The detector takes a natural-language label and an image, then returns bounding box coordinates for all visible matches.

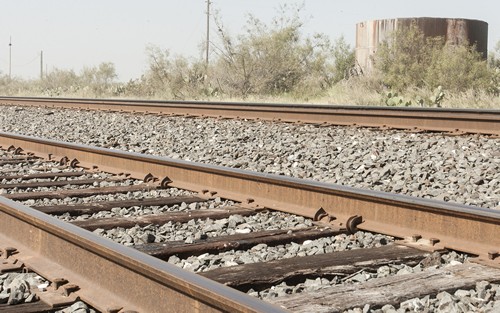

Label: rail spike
[346,215,363,234]
[143,173,156,183]
[160,176,173,188]
[14,147,24,155]
[59,156,70,166]
[105,306,123,313]
[0,247,17,259]
[70,158,80,168]
[313,207,329,222]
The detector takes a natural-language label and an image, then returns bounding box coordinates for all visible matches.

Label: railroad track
[0,96,499,136]
[0,132,499,312]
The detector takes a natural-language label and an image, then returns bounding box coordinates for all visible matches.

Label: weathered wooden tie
[0,156,38,161]
[0,171,85,181]
[202,245,429,290]
[0,177,124,190]
[72,207,257,231]
[135,227,340,260]
[0,159,37,166]
[33,195,205,215]
[0,300,53,313]
[271,263,500,313]
[4,184,159,200]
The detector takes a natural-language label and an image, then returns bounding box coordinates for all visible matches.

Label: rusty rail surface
[1,132,498,269]
[0,96,498,135]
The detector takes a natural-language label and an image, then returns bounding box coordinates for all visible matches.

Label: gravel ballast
[0,106,498,209]
[1,105,499,312]
[0,272,45,305]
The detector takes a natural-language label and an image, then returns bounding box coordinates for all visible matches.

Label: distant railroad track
[0,132,499,312]
[0,96,499,136]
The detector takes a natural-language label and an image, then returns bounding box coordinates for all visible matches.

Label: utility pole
[9,36,12,79]
[205,0,210,67]
[40,50,43,79]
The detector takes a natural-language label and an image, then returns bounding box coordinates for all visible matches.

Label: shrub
[142,45,207,99]
[80,62,117,96]
[382,86,444,107]
[332,36,356,82]
[488,41,500,95]
[374,24,440,90]
[209,4,339,98]
[374,23,493,93]
[488,41,500,69]
[425,44,491,92]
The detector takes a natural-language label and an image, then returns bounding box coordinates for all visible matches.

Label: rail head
[0,96,498,135]
[0,95,499,113]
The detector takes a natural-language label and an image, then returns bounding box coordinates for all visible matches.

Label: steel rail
[0,96,498,135]
[0,132,498,267]
[0,193,286,312]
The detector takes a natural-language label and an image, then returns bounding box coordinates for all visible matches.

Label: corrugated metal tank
[355,17,488,73]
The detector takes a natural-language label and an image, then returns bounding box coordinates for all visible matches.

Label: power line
[14,54,39,67]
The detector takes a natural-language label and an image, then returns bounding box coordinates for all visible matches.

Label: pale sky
[1,1,498,81]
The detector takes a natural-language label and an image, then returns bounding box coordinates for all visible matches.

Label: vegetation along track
[0,96,499,135]
[0,132,499,312]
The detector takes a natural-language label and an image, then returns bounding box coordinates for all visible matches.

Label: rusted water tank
[355,17,488,73]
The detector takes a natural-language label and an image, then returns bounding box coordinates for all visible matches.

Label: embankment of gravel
[1,106,497,209]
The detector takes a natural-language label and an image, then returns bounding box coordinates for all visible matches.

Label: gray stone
[486,301,500,312]
[24,293,37,303]
[380,304,397,313]
[396,266,413,276]
[251,243,268,251]
[421,251,442,268]
[362,304,371,313]
[0,292,9,304]
[454,289,471,298]
[56,301,89,313]
[350,272,369,283]
[7,289,25,305]
[377,266,391,278]
[139,233,155,244]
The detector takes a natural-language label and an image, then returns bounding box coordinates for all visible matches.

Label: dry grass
[2,77,499,109]
[31,88,500,109]
[201,78,500,109]
[439,90,500,109]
